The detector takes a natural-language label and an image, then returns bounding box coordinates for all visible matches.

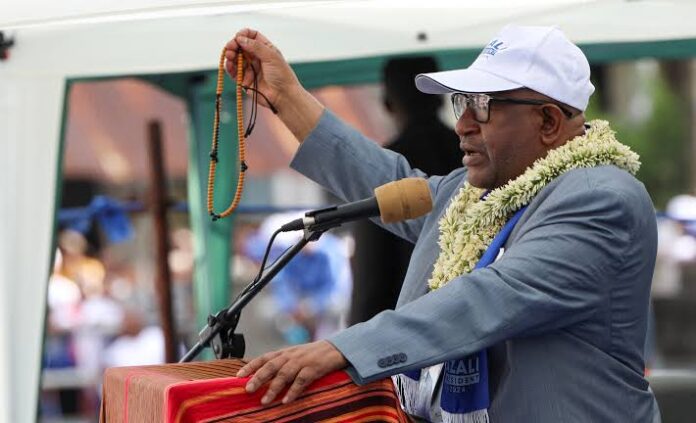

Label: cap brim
[415,68,523,94]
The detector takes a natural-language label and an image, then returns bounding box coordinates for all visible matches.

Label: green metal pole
[185,75,238,356]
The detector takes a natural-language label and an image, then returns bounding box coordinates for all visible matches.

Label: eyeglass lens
[452,94,490,122]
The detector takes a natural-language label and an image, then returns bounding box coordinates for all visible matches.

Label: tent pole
[185,75,235,358]
[147,120,178,363]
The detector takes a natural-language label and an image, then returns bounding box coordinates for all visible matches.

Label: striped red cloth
[100,359,412,422]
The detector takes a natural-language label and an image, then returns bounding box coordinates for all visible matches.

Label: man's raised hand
[224,28,300,111]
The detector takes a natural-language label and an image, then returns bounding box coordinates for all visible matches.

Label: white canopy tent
[2,0,696,421]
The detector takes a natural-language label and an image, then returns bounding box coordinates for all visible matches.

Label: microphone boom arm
[180,228,326,362]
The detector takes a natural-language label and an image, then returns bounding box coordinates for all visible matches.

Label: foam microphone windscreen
[374,177,433,224]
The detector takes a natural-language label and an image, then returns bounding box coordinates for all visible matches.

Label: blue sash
[397,206,527,422]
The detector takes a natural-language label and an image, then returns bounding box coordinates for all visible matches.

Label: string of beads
[206,49,276,222]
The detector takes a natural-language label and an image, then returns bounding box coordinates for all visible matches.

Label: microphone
[279,177,432,232]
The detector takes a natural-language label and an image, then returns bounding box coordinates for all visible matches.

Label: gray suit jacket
[290,110,661,422]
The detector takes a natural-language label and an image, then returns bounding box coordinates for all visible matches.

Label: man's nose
[455,108,481,138]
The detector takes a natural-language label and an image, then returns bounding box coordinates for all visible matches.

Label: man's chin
[466,175,493,190]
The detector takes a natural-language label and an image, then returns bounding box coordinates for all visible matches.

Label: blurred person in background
[43,229,125,417]
[244,213,352,344]
[168,228,197,338]
[648,194,696,368]
[350,57,461,325]
[102,308,165,368]
[68,239,123,381]
[46,249,82,350]
[42,248,83,417]
[653,195,696,297]
[381,57,463,172]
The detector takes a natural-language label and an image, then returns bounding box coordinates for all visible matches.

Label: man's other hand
[236,340,348,405]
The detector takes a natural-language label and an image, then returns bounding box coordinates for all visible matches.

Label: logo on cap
[480,39,507,58]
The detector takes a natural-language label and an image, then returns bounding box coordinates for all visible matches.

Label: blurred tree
[586,68,689,209]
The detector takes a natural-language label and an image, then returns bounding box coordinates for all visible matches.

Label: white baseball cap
[415,25,595,111]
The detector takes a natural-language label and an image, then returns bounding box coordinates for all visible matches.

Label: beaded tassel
[207,49,247,221]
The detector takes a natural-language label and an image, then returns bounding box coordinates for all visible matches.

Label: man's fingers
[242,62,256,87]
[237,351,280,377]
[282,367,316,404]
[237,28,274,48]
[251,32,281,56]
[261,364,300,404]
[236,35,276,62]
[224,57,237,79]
[236,357,264,378]
[225,28,254,50]
[225,60,253,87]
[246,28,259,40]
[246,356,287,393]
[225,28,280,79]
[223,50,251,80]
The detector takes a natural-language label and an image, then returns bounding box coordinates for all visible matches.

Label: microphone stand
[180,227,327,363]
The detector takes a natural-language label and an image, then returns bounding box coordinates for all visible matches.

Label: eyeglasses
[450,92,575,123]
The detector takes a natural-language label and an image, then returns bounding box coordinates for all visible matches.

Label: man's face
[455,90,547,190]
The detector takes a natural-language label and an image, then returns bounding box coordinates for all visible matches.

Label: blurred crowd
[42,228,174,418]
[41,218,354,420]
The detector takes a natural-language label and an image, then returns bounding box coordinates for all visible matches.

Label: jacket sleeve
[328,179,647,384]
[290,109,456,243]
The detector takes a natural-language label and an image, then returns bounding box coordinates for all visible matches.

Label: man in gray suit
[225,25,660,422]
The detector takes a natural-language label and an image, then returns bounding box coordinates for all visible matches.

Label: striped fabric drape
[101,359,412,422]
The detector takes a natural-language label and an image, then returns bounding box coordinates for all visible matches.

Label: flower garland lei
[429,120,641,290]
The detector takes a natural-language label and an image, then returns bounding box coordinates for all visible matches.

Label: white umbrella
[2,1,696,420]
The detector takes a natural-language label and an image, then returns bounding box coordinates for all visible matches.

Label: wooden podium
[100,359,411,422]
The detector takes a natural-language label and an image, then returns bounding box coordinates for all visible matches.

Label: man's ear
[539,105,564,146]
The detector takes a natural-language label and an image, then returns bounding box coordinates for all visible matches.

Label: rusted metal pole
[147,120,177,363]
